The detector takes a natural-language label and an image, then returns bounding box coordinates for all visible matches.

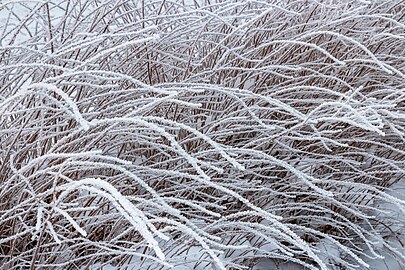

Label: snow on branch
[1,0,405,269]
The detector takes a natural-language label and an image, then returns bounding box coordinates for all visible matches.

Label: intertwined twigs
[0,1,404,269]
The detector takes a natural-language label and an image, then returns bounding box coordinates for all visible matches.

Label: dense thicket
[0,1,404,269]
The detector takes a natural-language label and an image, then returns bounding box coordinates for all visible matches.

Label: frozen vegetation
[0,0,404,269]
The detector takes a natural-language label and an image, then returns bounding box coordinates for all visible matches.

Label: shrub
[0,1,404,269]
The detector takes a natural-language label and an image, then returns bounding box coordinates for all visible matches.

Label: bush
[0,1,404,269]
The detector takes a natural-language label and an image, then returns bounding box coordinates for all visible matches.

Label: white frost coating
[247,39,346,66]
[90,117,212,181]
[159,217,227,270]
[298,30,393,74]
[140,116,246,171]
[27,83,90,131]
[57,178,167,261]
[16,151,103,174]
[35,206,43,232]
[47,221,62,245]
[53,206,87,237]
[1,1,405,270]
[80,35,160,66]
[0,0,45,9]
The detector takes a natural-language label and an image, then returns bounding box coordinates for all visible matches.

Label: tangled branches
[1,0,404,269]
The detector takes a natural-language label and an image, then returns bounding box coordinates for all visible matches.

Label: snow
[363,180,405,270]
[1,0,405,269]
